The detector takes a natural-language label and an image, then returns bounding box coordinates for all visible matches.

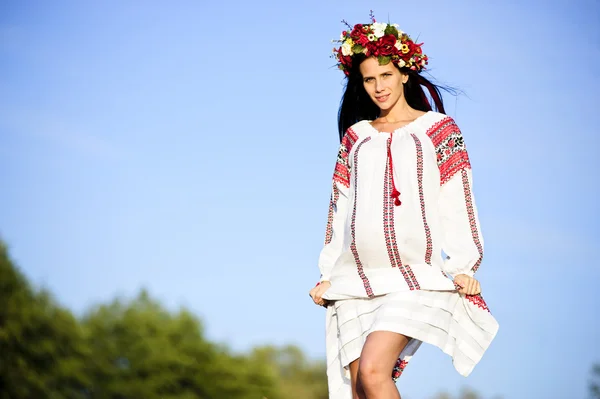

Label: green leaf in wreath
[352,44,364,54]
[378,55,391,65]
[384,25,398,38]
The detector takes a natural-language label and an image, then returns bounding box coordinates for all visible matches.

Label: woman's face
[359,57,408,111]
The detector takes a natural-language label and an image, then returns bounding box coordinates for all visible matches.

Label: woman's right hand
[309,281,331,307]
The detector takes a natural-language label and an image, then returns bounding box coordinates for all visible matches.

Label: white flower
[342,41,353,56]
[398,59,406,67]
[372,22,387,38]
[367,33,376,41]
[394,41,402,50]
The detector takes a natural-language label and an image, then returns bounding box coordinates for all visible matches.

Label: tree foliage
[81,291,279,399]
[0,241,89,399]
[0,240,311,399]
[591,363,600,399]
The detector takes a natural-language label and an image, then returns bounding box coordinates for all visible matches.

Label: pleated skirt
[333,289,499,379]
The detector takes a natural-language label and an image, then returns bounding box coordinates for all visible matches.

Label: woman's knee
[357,356,388,387]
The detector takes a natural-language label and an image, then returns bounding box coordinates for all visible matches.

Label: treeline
[0,241,327,399]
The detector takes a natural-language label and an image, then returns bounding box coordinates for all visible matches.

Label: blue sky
[1,1,598,398]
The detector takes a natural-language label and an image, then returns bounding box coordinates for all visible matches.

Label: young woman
[308,17,499,399]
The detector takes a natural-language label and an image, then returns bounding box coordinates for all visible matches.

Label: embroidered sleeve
[333,128,358,188]
[318,127,357,281]
[427,117,471,185]
[430,118,484,277]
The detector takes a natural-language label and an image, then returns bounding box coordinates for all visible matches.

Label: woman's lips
[376,94,389,102]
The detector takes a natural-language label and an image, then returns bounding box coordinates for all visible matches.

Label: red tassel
[391,188,401,206]
[388,136,402,207]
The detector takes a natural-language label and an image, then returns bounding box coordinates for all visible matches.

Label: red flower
[350,24,363,39]
[366,41,379,56]
[356,34,369,47]
[380,34,396,47]
[448,139,455,147]
[377,34,397,56]
[340,55,353,69]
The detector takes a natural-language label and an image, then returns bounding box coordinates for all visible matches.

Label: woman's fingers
[469,278,476,295]
[466,279,481,295]
[309,287,322,305]
[454,275,482,296]
[315,290,323,303]
[309,281,332,307]
[309,287,320,305]
[309,283,332,307]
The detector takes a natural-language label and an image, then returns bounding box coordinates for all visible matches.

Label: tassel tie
[387,135,401,206]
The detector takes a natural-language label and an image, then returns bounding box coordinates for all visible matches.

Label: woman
[309,17,499,399]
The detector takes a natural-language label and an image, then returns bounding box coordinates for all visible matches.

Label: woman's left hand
[453,274,481,296]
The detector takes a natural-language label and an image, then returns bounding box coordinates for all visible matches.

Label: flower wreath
[332,12,428,76]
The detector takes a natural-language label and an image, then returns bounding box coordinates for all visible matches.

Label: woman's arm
[432,118,484,278]
[317,128,358,282]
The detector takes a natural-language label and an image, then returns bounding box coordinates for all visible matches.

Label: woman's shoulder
[419,111,462,138]
[344,120,373,140]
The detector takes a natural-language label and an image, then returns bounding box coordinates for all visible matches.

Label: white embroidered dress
[318,111,499,398]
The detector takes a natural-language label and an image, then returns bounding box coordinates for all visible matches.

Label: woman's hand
[454,274,481,296]
[309,281,331,307]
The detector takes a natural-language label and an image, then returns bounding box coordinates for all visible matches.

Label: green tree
[591,363,600,399]
[250,345,328,399]
[432,388,482,399]
[0,241,90,399]
[82,290,280,399]
[432,388,504,399]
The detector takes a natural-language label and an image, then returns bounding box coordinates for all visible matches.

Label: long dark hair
[337,55,453,141]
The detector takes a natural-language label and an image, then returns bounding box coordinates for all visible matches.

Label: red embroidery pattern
[383,141,419,290]
[466,293,490,313]
[324,181,340,245]
[426,117,471,185]
[392,359,409,381]
[461,169,483,273]
[333,127,359,188]
[350,137,374,298]
[411,134,433,266]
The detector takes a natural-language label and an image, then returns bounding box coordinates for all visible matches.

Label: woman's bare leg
[358,331,409,399]
[349,359,367,399]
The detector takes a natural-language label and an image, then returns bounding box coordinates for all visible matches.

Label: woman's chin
[373,96,397,111]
